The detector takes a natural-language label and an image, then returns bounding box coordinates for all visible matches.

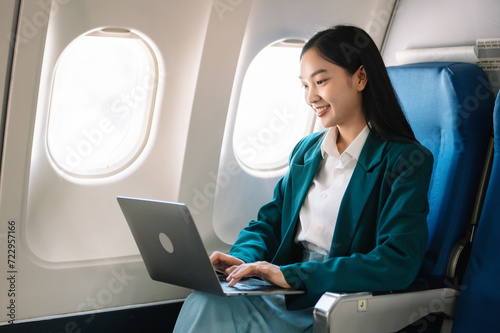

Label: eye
[316,79,327,85]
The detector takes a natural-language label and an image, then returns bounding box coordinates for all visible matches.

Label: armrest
[313,288,459,333]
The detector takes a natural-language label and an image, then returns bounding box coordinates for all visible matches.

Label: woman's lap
[173,291,314,333]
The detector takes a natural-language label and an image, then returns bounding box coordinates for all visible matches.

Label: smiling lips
[313,105,330,117]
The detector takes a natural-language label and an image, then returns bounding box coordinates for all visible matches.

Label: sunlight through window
[233,40,314,172]
[47,29,158,177]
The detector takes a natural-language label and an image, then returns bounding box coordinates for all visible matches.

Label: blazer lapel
[277,136,324,252]
[329,134,387,257]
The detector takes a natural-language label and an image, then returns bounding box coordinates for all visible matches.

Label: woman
[174,25,433,332]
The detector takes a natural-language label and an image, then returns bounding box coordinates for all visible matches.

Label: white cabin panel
[0,0,211,322]
[383,0,500,66]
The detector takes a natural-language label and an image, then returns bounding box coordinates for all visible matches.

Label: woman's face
[299,48,366,130]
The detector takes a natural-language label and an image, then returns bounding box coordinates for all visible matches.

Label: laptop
[117,196,304,296]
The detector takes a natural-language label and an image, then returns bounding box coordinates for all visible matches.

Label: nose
[305,86,320,106]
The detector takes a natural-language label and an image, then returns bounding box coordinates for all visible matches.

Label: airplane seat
[451,92,500,333]
[389,62,494,286]
[313,62,495,333]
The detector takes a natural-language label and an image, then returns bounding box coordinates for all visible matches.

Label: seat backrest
[387,62,495,282]
[451,92,500,332]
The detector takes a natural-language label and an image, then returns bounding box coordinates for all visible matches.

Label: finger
[224,265,240,276]
[228,262,268,282]
[227,264,257,286]
[211,254,228,274]
[209,251,225,265]
[210,251,244,267]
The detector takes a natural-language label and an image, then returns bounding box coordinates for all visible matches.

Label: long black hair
[301,25,416,142]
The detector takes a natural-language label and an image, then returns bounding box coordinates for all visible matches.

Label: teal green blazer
[230,131,433,310]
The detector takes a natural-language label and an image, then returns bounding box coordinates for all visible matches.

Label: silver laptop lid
[117,196,224,295]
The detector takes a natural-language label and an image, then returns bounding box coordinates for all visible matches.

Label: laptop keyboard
[217,272,273,290]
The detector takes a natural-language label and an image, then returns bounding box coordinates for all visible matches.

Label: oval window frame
[232,39,315,173]
[46,28,159,179]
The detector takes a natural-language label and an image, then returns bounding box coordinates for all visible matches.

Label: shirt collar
[320,125,370,163]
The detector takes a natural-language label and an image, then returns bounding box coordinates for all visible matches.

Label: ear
[355,65,368,92]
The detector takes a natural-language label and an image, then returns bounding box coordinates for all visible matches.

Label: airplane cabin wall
[1,0,499,328]
[383,0,500,75]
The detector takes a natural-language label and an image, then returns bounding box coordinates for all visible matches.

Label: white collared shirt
[295,126,370,255]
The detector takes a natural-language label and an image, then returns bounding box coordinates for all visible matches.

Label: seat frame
[313,289,459,333]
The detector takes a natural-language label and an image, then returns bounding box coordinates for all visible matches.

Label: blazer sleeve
[281,144,433,310]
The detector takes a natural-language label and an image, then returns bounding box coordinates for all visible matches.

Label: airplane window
[233,40,315,172]
[47,29,158,177]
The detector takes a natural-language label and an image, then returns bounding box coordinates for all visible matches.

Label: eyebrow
[299,68,328,80]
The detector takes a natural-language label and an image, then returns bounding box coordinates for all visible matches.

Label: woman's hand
[209,251,245,275]
[210,252,291,289]
[226,261,292,289]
